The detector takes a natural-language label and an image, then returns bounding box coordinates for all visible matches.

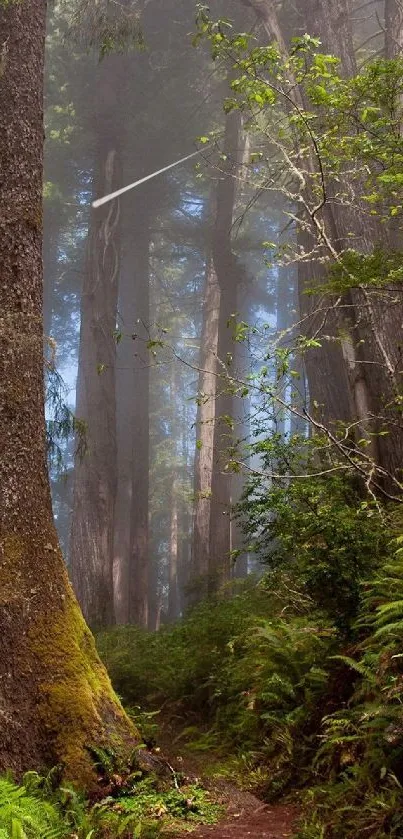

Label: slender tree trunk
[289,267,307,435]
[239,0,353,427]
[148,554,160,631]
[231,393,250,579]
[113,228,136,624]
[385,0,403,57]
[241,0,288,53]
[168,363,180,621]
[275,265,292,436]
[192,254,220,599]
[113,200,151,624]
[0,0,137,784]
[167,478,179,622]
[128,201,151,627]
[70,146,121,628]
[209,109,243,592]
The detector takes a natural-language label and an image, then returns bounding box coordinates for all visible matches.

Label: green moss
[1,534,137,787]
[29,579,137,788]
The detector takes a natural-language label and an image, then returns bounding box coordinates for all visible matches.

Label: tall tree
[0,0,137,783]
[385,0,403,57]
[238,0,354,430]
[128,196,152,627]
[192,252,220,598]
[113,190,152,626]
[209,108,243,591]
[69,56,124,628]
[300,0,403,480]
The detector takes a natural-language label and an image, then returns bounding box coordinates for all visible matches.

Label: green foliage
[239,436,389,632]
[293,538,403,837]
[315,248,403,295]
[0,778,67,839]
[195,10,403,284]
[88,778,220,838]
[45,365,86,471]
[0,770,219,839]
[97,460,403,833]
[98,582,338,799]
[97,584,275,711]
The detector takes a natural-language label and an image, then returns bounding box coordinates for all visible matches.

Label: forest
[1,0,403,836]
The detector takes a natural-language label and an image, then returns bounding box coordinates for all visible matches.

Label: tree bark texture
[167,478,179,622]
[385,0,403,57]
[192,254,220,599]
[113,199,151,624]
[209,108,243,592]
[0,0,137,784]
[70,57,124,629]
[128,199,151,627]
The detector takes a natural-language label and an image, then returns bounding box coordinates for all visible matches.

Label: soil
[157,718,300,839]
[190,787,299,839]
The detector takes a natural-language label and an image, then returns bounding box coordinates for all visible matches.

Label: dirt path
[157,719,299,839]
[190,794,298,839]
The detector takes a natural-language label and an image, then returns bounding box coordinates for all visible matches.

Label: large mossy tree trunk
[0,0,137,786]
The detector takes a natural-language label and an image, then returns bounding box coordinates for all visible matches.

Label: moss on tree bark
[0,0,138,787]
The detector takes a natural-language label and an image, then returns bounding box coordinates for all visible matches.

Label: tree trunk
[240,0,354,428]
[128,201,151,627]
[275,265,293,436]
[209,108,243,592]
[113,200,151,625]
[69,58,124,629]
[303,0,403,480]
[113,236,135,626]
[191,254,220,599]
[241,0,288,53]
[303,0,356,75]
[231,393,250,579]
[167,478,179,622]
[385,0,403,57]
[0,0,137,785]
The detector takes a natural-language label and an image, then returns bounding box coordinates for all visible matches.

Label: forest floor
[189,790,298,839]
[156,718,300,839]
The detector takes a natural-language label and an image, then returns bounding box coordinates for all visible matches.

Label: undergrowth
[97,466,403,837]
[97,579,340,800]
[0,776,67,839]
[0,771,220,839]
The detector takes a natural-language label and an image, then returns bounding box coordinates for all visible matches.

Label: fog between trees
[42,0,403,631]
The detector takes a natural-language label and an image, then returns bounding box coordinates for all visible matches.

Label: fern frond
[330,655,376,681]
[0,779,67,839]
[374,619,403,638]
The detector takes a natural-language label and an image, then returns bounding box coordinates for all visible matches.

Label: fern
[0,779,68,839]
[330,654,376,681]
